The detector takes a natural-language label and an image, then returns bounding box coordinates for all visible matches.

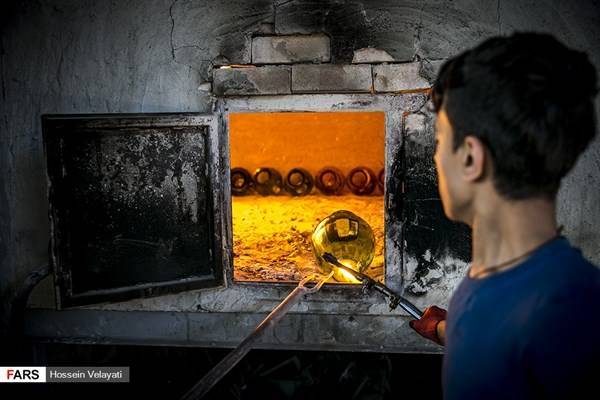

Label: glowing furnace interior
[229,112,385,284]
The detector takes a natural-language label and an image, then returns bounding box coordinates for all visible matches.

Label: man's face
[433,108,471,222]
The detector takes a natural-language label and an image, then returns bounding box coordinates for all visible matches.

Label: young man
[409,33,600,399]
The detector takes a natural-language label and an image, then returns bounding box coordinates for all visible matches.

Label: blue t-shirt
[443,237,600,399]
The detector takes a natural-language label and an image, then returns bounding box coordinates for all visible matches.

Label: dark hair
[431,32,598,199]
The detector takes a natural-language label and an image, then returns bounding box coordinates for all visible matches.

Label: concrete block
[352,47,395,64]
[373,62,430,92]
[292,64,372,93]
[420,59,446,84]
[212,66,291,96]
[251,34,331,64]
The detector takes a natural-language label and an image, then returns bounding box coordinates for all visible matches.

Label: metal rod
[322,252,423,319]
[395,297,424,319]
[180,272,333,400]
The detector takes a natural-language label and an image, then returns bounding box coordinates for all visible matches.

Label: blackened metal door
[43,113,225,308]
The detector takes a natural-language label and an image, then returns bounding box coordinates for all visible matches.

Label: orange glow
[230,112,385,283]
[229,112,385,179]
[335,259,361,283]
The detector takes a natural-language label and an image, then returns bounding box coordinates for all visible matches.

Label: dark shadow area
[0,343,442,399]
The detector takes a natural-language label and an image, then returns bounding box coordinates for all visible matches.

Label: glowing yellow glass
[311,210,376,283]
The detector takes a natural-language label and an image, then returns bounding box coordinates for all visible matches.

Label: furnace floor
[232,194,384,283]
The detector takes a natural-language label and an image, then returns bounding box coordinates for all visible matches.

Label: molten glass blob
[311,210,376,283]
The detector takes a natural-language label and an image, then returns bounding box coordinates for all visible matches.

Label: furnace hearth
[229,112,385,284]
[29,33,471,353]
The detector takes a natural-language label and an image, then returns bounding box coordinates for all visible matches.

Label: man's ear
[462,135,486,182]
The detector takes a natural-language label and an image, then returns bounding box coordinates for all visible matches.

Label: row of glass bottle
[230,166,385,196]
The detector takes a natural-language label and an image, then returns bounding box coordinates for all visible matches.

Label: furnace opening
[230,112,385,284]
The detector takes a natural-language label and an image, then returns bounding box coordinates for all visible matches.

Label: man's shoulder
[448,238,599,315]
[525,240,600,322]
[523,243,600,353]
[537,239,600,290]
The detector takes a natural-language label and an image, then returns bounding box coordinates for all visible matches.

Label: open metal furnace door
[42,113,225,308]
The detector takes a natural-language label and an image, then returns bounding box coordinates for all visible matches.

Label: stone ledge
[292,64,372,93]
[24,308,442,353]
[252,34,331,64]
[212,66,291,96]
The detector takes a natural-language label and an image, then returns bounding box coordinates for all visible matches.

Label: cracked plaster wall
[2,0,600,335]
